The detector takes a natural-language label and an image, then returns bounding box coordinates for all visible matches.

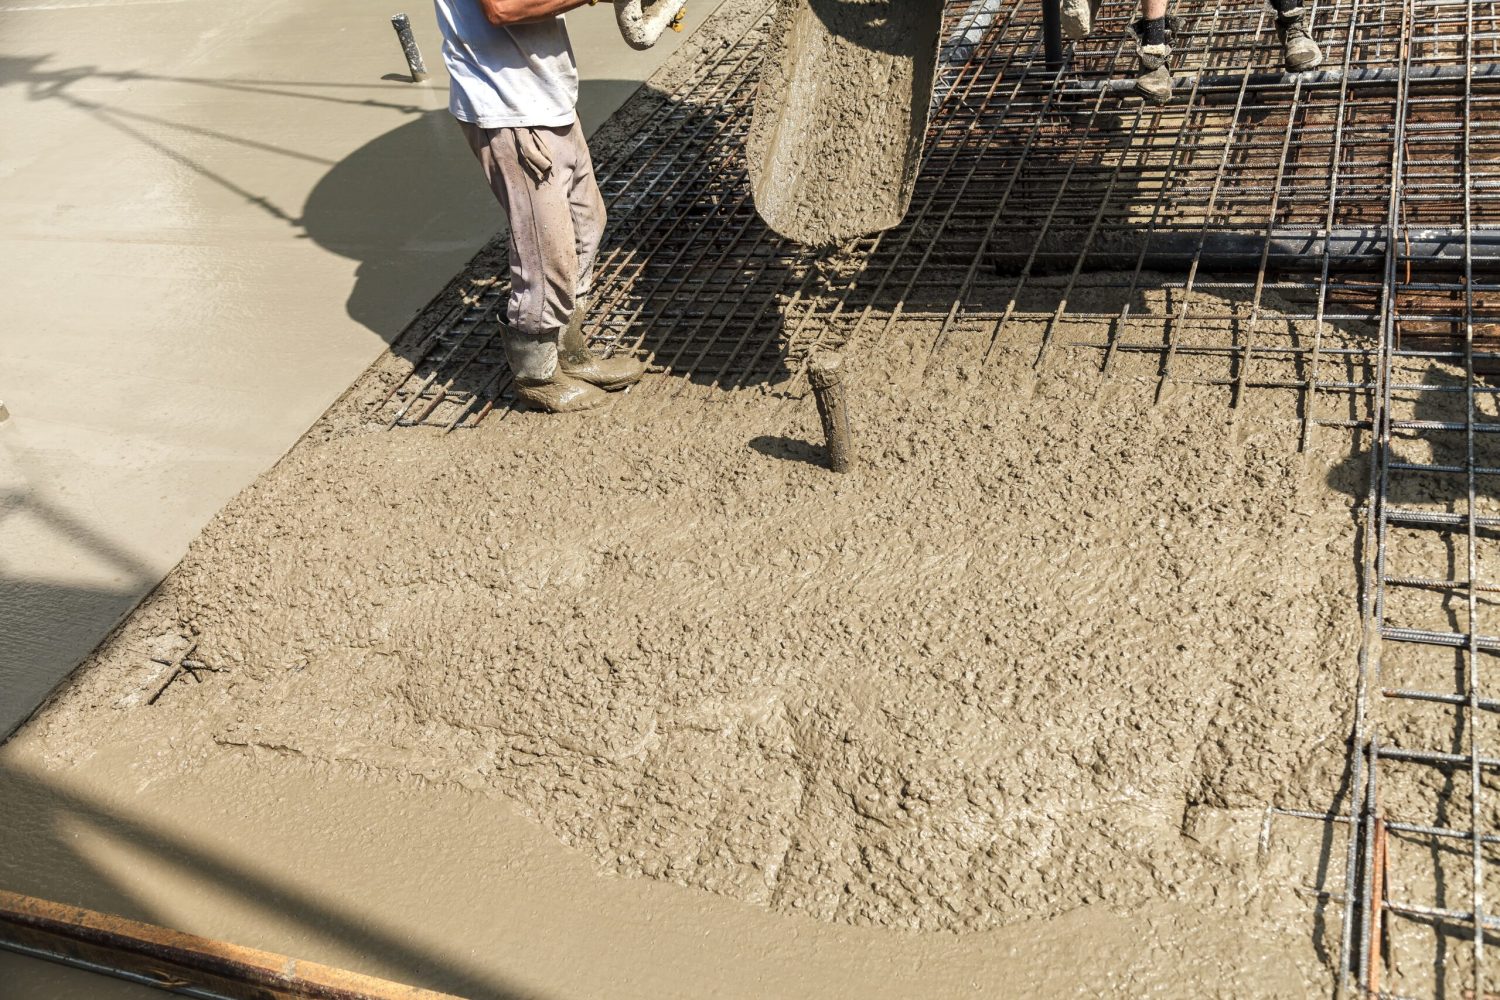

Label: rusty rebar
[0,889,461,1000]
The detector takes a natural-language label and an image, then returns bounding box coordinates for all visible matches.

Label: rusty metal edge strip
[0,937,238,1000]
[0,889,465,1000]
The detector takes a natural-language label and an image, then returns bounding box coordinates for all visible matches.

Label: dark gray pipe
[1062,60,1500,102]
[1042,0,1065,72]
[991,227,1500,274]
[390,13,429,83]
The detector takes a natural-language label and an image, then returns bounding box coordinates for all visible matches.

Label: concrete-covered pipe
[615,0,689,50]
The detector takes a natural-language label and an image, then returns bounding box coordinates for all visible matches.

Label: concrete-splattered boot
[558,304,645,392]
[502,323,610,413]
[1060,0,1102,40]
[1275,7,1323,72]
[1127,18,1174,105]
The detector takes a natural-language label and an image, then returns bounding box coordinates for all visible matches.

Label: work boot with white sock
[1128,16,1175,105]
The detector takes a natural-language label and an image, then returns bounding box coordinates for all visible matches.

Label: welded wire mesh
[1330,3,1500,996]
[385,0,1372,429]
[381,0,1490,434]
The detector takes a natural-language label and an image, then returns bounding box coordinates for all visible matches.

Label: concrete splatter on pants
[460,117,607,379]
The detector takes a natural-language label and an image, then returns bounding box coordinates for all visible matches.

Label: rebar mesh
[378,0,1500,993]
[381,0,1494,429]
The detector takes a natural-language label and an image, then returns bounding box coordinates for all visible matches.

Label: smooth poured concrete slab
[0,734,1264,1000]
[0,0,720,739]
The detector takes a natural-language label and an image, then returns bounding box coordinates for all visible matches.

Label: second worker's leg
[556,116,644,392]
[1270,0,1323,72]
[1129,0,1174,105]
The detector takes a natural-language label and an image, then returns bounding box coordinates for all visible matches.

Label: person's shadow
[0,54,660,360]
[300,80,651,347]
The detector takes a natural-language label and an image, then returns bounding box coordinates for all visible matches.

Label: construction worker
[434,0,645,412]
[1062,0,1323,105]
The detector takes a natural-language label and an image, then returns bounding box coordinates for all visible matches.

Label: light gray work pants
[460,117,607,380]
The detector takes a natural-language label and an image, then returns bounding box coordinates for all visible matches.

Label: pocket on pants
[514,128,554,182]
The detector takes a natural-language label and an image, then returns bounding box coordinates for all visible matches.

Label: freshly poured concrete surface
[0,275,1365,997]
[0,0,719,740]
[0,729,1323,1000]
[0,5,1360,998]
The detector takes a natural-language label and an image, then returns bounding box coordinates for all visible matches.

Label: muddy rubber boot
[1127,18,1175,105]
[1135,62,1174,104]
[558,305,645,392]
[513,373,611,413]
[1060,0,1102,40]
[1276,10,1323,72]
[501,322,610,413]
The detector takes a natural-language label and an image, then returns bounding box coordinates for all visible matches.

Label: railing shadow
[0,757,540,999]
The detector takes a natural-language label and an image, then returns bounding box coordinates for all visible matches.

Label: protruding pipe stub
[390,13,430,82]
[808,353,855,473]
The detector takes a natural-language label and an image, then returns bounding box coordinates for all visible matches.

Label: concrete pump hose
[614,0,688,50]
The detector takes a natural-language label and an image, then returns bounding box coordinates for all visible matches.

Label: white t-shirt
[432,2,579,128]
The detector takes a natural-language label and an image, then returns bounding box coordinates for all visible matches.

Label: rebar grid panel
[1307,2,1500,996]
[380,0,1498,434]
[372,1,1123,426]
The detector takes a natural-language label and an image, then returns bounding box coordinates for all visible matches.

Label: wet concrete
[0,724,1332,1000]
[0,0,722,741]
[748,0,945,244]
[0,4,1383,996]
[6,285,1364,993]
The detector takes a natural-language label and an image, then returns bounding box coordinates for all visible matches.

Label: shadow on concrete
[748,434,828,469]
[0,757,541,1000]
[0,54,438,227]
[0,488,156,587]
[300,81,649,345]
[1324,365,1500,504]
[301,106,496,342]
[0,53,650,348]
[0,486,159,742]
[0,579,145,738]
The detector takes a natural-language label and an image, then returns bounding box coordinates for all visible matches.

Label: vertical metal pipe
[1041,0,1064,71]
[808,354,855,473]
[391,13,429,83]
